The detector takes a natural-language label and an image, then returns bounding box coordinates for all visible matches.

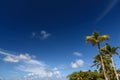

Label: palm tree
[101,43,120,80]
[86,32,109,80]
[92,54,101,69]
[92,53,112,80]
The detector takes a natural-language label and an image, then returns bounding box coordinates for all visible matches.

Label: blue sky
[0,0,120,80]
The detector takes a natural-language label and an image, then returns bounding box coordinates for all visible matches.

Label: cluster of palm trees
[68,32,120,80]
[86,32,120,80]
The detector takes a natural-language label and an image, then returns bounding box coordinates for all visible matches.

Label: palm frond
[86,36,97,46]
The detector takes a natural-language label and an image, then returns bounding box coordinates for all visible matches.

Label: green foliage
[67,70,104,80]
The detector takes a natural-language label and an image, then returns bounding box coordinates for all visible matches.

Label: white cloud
[17,60,62,79]
[40,30,51,40]
[73,52,82,57]
[19,54,31,60]
[0,50,31,63]
[17,59,53,78]
[31,30,51,40]
[3,53,31,63]
[3,56,19,63]
[71,59,84,68]
[17,59,65,80]
[0,49,67,80]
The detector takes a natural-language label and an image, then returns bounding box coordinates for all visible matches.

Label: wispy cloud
[18,60,64,80]
[17,60,53,78]
[0,50,31,63]
[40,30,51,40]
[31,30,51,40]
[71,59,84,68]
[31,32,36,38]
[73,52,82,57]
[96,0,118,22]
[0,49,67,80]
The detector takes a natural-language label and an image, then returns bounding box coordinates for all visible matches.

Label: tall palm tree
[92,53,112,80]
[101,43,120,80]
[86,32,109,80]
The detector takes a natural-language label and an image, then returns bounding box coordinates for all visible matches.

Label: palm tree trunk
[97,43,109,80]
[110,55,119,80]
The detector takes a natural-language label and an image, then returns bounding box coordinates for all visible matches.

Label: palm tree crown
[86,32,109,46]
